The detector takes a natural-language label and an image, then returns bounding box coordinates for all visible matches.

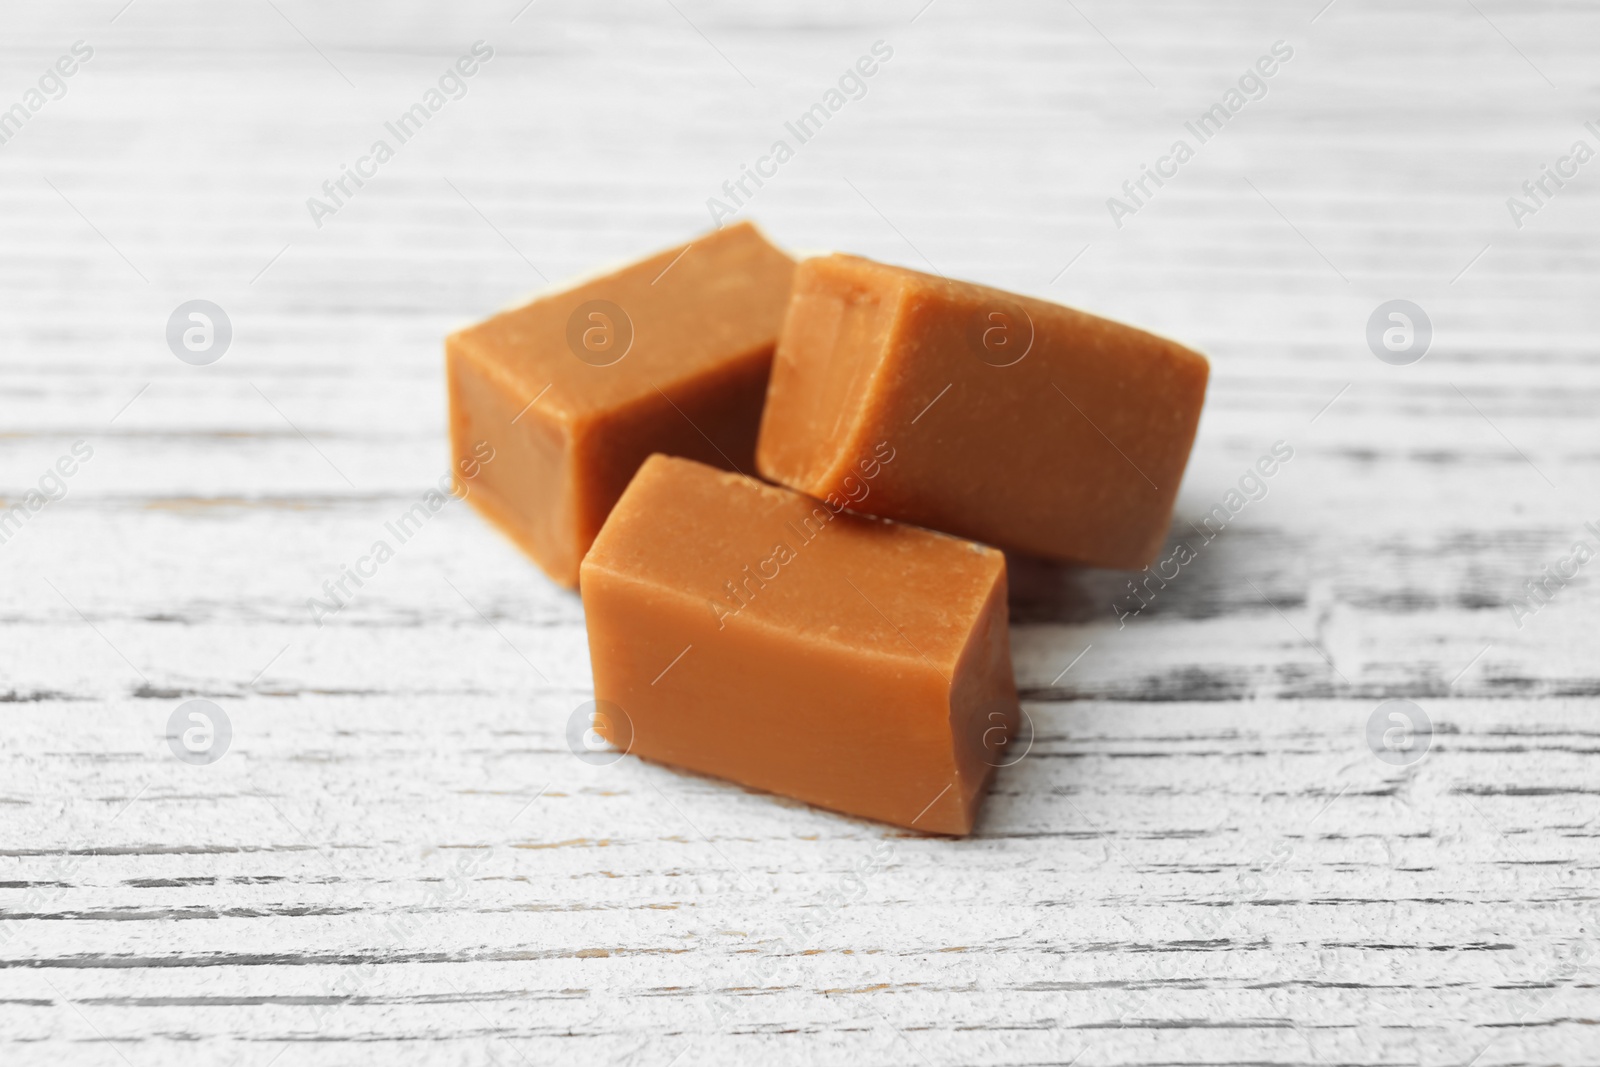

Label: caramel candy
[447,222,795,586]
[580,454,1019,834]
[757,255,1209,570]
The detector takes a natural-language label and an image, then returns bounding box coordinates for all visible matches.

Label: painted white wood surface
[3,1,1598,1064]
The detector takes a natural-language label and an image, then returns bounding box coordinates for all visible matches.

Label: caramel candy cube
[580,454,1019,835]
[756,255,1209,570]
[447,222,795,587]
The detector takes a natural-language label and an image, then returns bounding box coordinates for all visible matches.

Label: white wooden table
[3,1,1598,1063]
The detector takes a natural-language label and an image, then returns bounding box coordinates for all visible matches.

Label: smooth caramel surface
[580,454,1019,834]
[447,222,794,586]
[757,254,1210,570]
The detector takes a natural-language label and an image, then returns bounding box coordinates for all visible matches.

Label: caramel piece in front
[580,454,1019,835]
[757,255,1209,570]
[447,222,795,586]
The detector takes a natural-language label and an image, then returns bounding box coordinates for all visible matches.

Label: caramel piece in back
[580,454,1019,835]
[757,255,1209,570]
[447,222,794,586]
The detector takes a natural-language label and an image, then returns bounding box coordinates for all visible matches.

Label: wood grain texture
[2,0,1598,1064]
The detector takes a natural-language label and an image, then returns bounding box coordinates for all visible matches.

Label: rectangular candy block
[446,221,795,587]
[579,454,1020,835]
[756,255,1209,570]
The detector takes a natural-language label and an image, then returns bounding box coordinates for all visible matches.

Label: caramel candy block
[580,454,1019,835]
[447,222,794,587]
[757,255,1209,570]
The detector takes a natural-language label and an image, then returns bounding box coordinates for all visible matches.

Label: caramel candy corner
[580,453,1019,835]
[446,221,795,586]
[756,254,1209,570]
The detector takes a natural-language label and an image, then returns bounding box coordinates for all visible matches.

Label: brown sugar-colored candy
[446,222,794,586]
[756,254,1209,570]
[579,454,1020,835]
